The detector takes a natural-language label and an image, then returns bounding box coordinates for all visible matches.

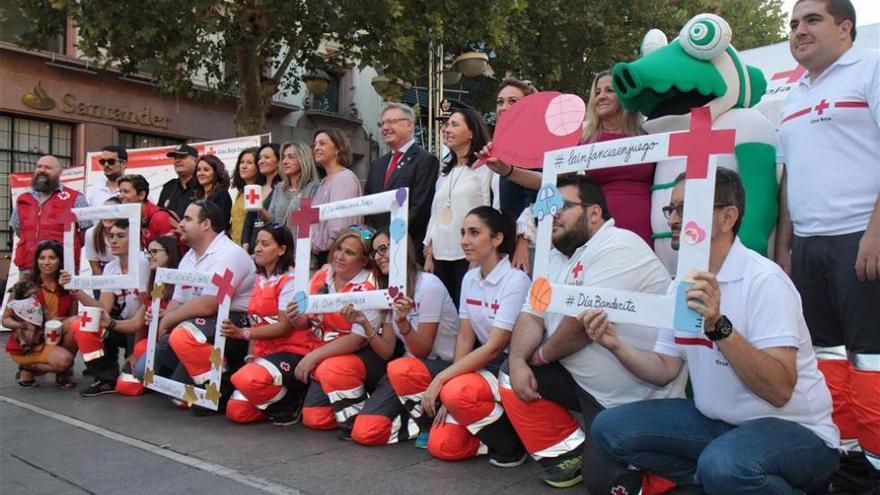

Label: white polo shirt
[655,238,839,449]
[83,225,116,266]
[459,256,531,346]
[101,254,150,321]
[778,48,880,237]
[88,182,118,208]
[393,272,459,361]
[525,220,686,408]
[173,233,256,312]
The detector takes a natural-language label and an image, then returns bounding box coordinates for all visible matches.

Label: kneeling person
[161,200,255,411]
[590,169,839,494]
[500,174,685,491]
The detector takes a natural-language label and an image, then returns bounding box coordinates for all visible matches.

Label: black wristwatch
[705,315,733,342]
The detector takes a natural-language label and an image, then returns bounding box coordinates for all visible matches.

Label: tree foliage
[491,0,787,97]
[5,0,785,133]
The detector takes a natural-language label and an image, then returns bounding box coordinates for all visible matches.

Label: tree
[6,0,523,136]
[488,0,786,99]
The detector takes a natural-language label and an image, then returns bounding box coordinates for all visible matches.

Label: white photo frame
[62,203,142,291]
[290,189,409,314]
[529,108,735,333]
[142,267,233,410]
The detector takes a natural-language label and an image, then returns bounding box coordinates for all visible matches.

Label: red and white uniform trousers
[167,312,250,407]
[386,355,523,461]
[226,352,309,423]
[499,360,675,495]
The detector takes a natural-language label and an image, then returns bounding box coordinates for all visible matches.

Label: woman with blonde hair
[580,69,653,246]
[267,141,321,231]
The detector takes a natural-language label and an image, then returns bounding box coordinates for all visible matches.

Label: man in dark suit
[365,103,438,263]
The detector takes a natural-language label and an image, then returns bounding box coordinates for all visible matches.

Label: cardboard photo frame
[529,108,735,333]
[62,203,142,291]
[142,267,233,410]
[289,188,409,314]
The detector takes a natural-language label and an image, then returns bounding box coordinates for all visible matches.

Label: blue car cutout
[532,184,564,221]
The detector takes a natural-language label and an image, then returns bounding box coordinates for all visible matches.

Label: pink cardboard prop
[479,92,585,169]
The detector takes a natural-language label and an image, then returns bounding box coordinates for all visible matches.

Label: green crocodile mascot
[612,13,778,273]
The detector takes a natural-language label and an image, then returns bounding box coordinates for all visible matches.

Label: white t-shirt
[173,233,256,312]
[83,225,116,265]
[88,182,118,208]
[101,254,149,321]
[525,220,686,408]
[424,164,494,260]
[654,239,839,449]
[392,272,459,361]
[459,257,531,347]
[778,48,880,236]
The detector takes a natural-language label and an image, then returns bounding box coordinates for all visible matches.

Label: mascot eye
[679,13,732,60]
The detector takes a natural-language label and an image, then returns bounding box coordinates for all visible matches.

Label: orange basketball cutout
[530,277,553,312]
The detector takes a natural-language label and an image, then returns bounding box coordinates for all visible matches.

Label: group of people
[3,0,878,493]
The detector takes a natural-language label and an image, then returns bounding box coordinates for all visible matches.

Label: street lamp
[453,51,489,78]
[304,70,331,95]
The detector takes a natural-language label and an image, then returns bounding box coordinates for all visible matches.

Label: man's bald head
[32,155,63,193]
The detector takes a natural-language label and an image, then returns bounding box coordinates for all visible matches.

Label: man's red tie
[383,150,404,187]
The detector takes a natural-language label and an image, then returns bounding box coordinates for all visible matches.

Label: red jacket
[14,187,82,270]
[141,201,183,252]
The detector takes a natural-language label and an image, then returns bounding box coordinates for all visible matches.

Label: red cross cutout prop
[668,107,735,180]
[245,188,261,206]
[290,198,321,239]
[211,268,235,304]
[814,99,830,116]
[771,64,806,84]
[79,311,94,327]
[571,261,584,279]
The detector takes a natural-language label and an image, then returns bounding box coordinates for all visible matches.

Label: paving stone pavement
[0,334,582,495]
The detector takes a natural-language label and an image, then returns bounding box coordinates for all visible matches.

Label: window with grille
[0,114,74,251]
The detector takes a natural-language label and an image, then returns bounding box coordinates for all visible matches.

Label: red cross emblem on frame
[668,107,735,180]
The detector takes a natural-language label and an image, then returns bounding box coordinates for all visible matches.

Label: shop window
[0,114,74,250]
[118,130,184,150]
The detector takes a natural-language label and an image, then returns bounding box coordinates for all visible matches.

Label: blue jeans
[591,399,839,495]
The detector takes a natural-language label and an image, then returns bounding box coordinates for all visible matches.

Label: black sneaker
[79,381,116,397]
[272,413,300,426]
[488,449,529,468]
[192,406,221,417]
[55,371,75,389]
[540,455,583,488]
[337,429,353,441]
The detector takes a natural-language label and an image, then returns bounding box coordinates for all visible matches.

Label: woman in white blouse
[424,108,493,307]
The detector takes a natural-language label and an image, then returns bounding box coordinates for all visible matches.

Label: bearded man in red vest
[11,155,91,271]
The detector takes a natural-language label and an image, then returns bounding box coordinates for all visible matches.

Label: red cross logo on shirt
[814,99,830,116]
[571,261,584,280]
[771,64,806,84]
[211,268,235,304]
[245,188,260,206]
[290,198,321,239]
[490,300,500,314]
[668,107,736,180]
[79,311,94,327]
[611,486,629,495]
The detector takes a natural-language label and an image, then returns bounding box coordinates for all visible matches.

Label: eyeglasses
[371,244,389,259]
[377,118,411,128]
[662,203,733,219]
[558,200,596,214]
[98,159,123,166]
[147,248,167,257]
